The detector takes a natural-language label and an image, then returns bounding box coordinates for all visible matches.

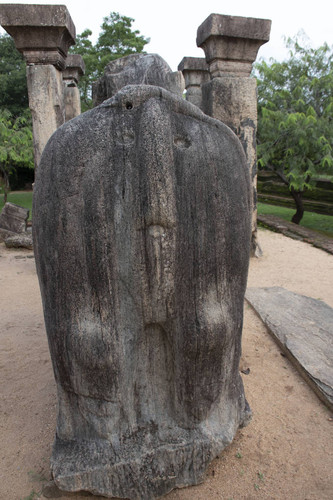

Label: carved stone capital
[197,14,271,77]
[63,54,86,83]
[178,57,210,88]
[0,4,76,70]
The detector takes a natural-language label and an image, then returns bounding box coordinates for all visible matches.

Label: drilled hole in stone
[174,136,191,149]
[126,102,133,110]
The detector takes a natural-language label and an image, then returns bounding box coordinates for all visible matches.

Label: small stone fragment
[5,232,33,250]
[0,202,29,233]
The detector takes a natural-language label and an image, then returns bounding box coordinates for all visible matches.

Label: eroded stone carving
[92,53,185,106]
[33,85,251,499]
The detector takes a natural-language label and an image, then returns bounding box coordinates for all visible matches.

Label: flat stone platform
[245,287,333,411]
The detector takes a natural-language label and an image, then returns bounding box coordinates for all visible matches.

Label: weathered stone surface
[63,85,81,122]
[4,232,33,250]
[178,57,210,110]
[92,53,185,106]
[0,4,75,69]
[0,227,16,242]
[201,76,260,255]
[27,64,65,167]
[34,85,252,499]
[246,287,333,410]
[0,202,29,233]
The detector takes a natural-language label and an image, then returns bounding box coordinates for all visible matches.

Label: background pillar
[197,14,271,256]
[178,57,210,110]
[63,54,85,121]
[0,4,76,168]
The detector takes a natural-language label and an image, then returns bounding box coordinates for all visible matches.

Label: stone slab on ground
[4,232,33,250]
[245,286,333,411]
[258,214,333,254]
[0,202,29,233]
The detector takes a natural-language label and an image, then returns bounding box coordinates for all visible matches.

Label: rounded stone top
[92,54,184,107]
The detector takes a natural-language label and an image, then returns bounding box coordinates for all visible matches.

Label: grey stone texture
[0,4,76,167]
[33,85,252,499]
[197,14,271,257]
[92,53,185,106]
[178,57,210,110]
[4,232,33,250]
[0,202,29,233]
[246,287,333,411]
[0,227,16,243]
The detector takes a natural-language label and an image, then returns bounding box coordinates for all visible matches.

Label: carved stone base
[52,398,251,499]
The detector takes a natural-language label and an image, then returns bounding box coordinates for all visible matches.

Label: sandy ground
[0,228,332,500]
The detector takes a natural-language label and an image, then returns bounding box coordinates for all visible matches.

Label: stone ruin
[92,52,184,106]
[34,83,252,499]
[0,4,272,499]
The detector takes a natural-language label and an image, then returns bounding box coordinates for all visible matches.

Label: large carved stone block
[33,85,251,499]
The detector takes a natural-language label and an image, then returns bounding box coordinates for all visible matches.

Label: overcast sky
[1,0,332,70]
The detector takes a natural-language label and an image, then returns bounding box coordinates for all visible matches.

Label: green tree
[0,34,28,117]
[255,37,333,224]
[70,12,149,110]
[0,109,34,203]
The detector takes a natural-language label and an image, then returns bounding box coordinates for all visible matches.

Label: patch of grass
[22,490,38,500]
[28,470,48,482]
[258,202,333,237]
[0,190,33,220]
[257,471,265,482]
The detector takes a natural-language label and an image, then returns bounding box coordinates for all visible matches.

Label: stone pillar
[178,57,210,110]
[63,54,85,121]
[0,4,76,168]
[197,14,271,257]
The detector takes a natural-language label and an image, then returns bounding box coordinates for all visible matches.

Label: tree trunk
[3,171,10,205]
[290,188,304,224]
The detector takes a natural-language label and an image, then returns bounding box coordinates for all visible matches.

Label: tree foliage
[255,36,333,223]
[69,12,149,110]
[0,109,34,203]
[0,34,28,117]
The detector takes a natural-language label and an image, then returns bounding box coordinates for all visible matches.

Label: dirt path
[0,228,332,500]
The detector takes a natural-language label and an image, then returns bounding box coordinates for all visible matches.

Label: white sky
[1,0,333,70]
